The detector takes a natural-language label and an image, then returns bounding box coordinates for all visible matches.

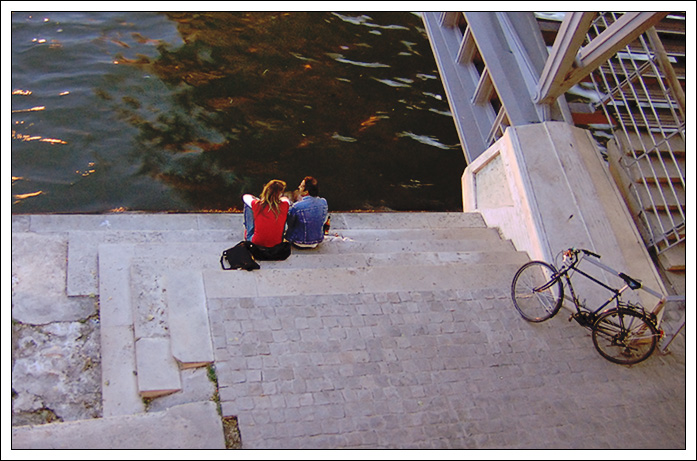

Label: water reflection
[12,12,464,212]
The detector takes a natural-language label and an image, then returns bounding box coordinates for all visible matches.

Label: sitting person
[242,179,291,248]
[285,176,328,249]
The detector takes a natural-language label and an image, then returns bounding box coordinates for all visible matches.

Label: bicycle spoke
[592,308,657,365]
[511,261,563,322]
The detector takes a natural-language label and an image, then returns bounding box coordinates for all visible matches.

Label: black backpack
[220,241,260,271]
[220,240,291,270]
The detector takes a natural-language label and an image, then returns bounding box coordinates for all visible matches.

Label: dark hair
[303,176,319,197]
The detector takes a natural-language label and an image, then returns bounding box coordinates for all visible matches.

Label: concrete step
[640,210,686,242]
[19,213,242,233]
[330,212,487,229]
[658,242,686,272]
[11,401,225,449]
[627,153,685,185]
[27,211,486,233]
[634,182,686,211]
[262,250,530,270]
[305,237,514,254]
[66,212,492,296]
[106,241,527,272]
[613,130,685,156]
[330,226,501,241]
[203,262,522,299]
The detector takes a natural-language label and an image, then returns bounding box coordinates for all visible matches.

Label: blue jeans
[243,203,254,241]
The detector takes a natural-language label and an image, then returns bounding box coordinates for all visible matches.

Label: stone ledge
[11,401,225,449]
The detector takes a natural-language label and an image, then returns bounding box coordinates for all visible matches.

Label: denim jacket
[285,195,328,246]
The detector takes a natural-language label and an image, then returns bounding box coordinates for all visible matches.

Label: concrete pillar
[463,122,666,313]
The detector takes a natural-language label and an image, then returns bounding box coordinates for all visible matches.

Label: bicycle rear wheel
[592,308,658,365]
[511,261,563,322]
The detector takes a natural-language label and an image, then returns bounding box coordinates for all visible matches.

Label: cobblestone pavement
[207,287,687,450]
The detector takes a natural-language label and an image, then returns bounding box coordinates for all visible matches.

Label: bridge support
[462,122,666,311]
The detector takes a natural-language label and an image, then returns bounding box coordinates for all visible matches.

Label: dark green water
[11,12,465,213]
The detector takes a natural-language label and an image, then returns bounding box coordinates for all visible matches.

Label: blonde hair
[258,179,287,217]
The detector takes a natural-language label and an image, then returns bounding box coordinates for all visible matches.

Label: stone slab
[98,244,135,328]
[130,263,169,341]
[11,233,95,325]
[145,367,217,413]
[100,325,144,417]
[11,401,225,449]
[165,270,214,368]
[134,337,182,398]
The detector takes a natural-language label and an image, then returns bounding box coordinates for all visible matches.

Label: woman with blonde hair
[242,179,291,247]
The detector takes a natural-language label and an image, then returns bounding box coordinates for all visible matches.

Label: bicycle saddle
[619,272,642,290]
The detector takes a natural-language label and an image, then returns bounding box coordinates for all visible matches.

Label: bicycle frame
[549,250,663,321]
[512,248,669,364]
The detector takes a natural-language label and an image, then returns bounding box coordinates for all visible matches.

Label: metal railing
[586,13,686,254]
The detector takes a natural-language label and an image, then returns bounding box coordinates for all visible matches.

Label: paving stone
[213,285,687,449]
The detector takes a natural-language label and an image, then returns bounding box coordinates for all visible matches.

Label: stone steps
[93,213,527,414]
[65,212,493,296]
[14,212,530,448]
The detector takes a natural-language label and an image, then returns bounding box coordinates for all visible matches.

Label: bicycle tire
[511,261,563,322]
[592,308,658,365]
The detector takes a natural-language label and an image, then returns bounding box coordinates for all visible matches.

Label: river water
[11,12,465,213]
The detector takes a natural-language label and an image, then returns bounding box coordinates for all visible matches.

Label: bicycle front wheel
[592,308,658,365]
[511,261,563,322]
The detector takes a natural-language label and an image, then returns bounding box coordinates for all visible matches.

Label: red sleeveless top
[251,199,289,247]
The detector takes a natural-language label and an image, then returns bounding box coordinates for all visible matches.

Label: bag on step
[220,241,260,271]
[249,241,292,261]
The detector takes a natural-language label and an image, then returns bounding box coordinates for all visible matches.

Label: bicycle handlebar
[581,249,601,258]
[563,248,601,262]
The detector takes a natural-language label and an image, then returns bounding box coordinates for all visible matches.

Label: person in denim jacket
[285,176,328,249]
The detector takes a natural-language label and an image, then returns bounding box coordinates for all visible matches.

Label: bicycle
[511,248,665,365]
